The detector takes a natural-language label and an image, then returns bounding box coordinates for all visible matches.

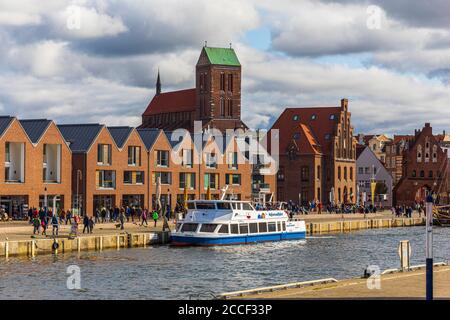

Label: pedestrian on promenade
[41,216,47,236]
[51,214,59,236]
[126,206,131,222]
[119,210,125,230]
[66,210,72,225]
[141,208,148,226]
[153,210,159,227]
[32,216,41,235]
[94,208,100,224]
[83,215,90,234]
[105,208,110,223]
[88,217,95,233]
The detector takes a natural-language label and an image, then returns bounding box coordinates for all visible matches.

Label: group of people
[392,203,424,218]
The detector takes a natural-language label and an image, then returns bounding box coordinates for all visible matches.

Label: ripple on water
[1,226,449,299]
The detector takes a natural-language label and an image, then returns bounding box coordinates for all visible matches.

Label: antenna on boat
[220,185,229,200]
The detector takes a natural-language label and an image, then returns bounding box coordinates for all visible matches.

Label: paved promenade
[230,265,450,299]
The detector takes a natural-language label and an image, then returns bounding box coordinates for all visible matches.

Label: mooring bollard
[116,235,120,250]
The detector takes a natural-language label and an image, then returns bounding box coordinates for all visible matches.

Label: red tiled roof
[393,135,414,144]
[355,143,366,159]
[142,88,196,116]
[270,106,341,155]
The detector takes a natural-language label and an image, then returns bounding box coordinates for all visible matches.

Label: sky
[1,0,450,135]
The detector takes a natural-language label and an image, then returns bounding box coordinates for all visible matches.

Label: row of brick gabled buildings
[0,116,273,218]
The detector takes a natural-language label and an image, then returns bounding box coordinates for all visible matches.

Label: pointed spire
[156,68,161,96]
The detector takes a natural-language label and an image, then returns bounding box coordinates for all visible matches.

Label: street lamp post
[425,193,434,300]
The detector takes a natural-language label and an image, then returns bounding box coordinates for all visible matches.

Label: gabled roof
[355,144,366,159]
[58,124,103,153]
[107,126,133,149]
[19,119,52,144]
[0,116,15,137]
[136,128,161,150]
[270,106,342,155]
[142,88,196,116]
[203,47,241,66]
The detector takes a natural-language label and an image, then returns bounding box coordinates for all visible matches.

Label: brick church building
[394,123,449,206]
[141,46,247,132]
[270,99,357,206]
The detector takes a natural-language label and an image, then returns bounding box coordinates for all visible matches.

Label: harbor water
[1,226,449,299]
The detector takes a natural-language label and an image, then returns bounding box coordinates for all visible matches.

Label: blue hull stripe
[170,232,306,246]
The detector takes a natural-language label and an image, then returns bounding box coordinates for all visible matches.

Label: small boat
[170,200,306,246]
[433,205,450,227]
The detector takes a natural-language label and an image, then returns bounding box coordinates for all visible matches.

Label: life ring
[52,241,59,251]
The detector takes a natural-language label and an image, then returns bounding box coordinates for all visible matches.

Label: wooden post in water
[5,241,9,259]
[77,237,81,252]
[116,235,120,250]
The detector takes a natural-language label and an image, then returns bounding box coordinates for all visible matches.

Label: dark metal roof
[0,116,14,137]
[19,119,52,143]
[136,128,161,150]
[58,124,103,153]
[108,126,133,149]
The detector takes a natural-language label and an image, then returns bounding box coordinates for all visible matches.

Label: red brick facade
[394,123,449,206]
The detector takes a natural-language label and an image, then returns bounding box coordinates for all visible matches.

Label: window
[226,173,241,185]
[228,74,233,92]
[200,224,218,233]
[196,202,216,210]
[325,134,331,140]
[268,222,276,232]
[217,202,231,210]
[429,171,433,178]
[181,149,193,168]
[220,98,225,116]
[350,167,353,180]
[239,224,249,234]
[179,172,195,189]
[311,114,317,120]
[301,166,309,181]
[218,224,229,234]
[259,222,267,233]
[344,167,347,180]
[220,73,225,91]
[293,115,299,121]
[228,152,238,169]
[206,152,217,168]
[5,142,10,162]
[282,221,286,231]
[97,144,111,165]
[338,166,341,180]
[153,172,171,184]
[329,114,336,120]
[293,132,300,139]
[226,99,233,117]
[128,146,141,166]
[204,173,218,189]
[358,167,363,174]
[181,223,198,232]
[243,203,253,210]
[249,223,258,234]
[124,171,144,184]
[155,150,169,167]
[420,170,425,178]
[230,224,239,234]
[317,166,321,180]
[96,170,116,189]
[412,170,416,178]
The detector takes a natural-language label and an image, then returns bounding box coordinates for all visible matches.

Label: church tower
[195,45,246,131]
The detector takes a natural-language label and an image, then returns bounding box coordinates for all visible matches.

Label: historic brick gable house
[394,123,449,206]
[140,46,247,132]
[384,135,414,185]
[270,99,356,206]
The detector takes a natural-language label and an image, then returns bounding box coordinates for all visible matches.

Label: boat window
[277,221,281,232]
[218,224,229,234]
[268,222,277,232]
[217,202,231,210]
[200,224,218,233]
[187,203,196,209]
[239,223,249,234]
[249,223,258,234]
[233,202,241,210]
[282,221,286,231]
[242,203,253,210]
[258,222,267,233]
[176,223,182,232]
[196,202,216,210]
[230,224,239,234]
[181,223,198,232]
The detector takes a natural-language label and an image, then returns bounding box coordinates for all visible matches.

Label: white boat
[170,200,306,246]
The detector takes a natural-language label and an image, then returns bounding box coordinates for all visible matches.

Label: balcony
[43,144,61,183]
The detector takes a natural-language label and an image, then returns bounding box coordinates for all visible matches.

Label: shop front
[0,195,28,220]
[93,195,116,213]
[122,194,144,209]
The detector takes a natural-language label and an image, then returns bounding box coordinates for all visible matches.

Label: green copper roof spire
[203,47,241,66]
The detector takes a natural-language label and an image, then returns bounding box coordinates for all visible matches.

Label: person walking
[32,216,41,235]
[153,210,159,227]
[66,210,72,225]
[140,208,148,226]
[51,214,59,236]
[83,215,90,234]
[88,216,95,234]
[119,210,125,230]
